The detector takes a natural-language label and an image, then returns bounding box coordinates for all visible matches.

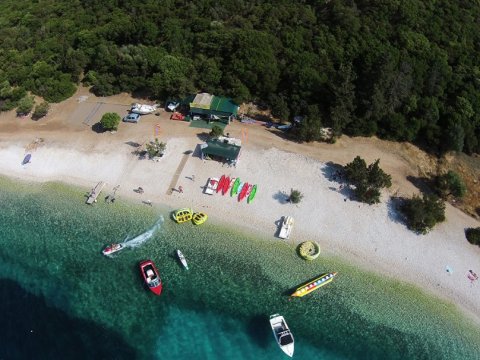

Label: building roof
[189,93,239,117]
[201,138,241,160]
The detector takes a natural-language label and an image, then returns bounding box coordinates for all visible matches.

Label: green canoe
[247,184,257,203]
[231,178,241,196]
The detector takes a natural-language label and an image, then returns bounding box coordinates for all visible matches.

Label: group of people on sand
[467,270,478,283]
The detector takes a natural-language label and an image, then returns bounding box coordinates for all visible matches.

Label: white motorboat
[130,103,158,114]
[278,216,294,239]
[269,314,294,357]
[176,250,189,270]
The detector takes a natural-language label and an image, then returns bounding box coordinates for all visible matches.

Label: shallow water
[1,178,479,359]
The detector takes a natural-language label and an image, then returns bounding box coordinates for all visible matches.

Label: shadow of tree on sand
[273,190,290,204]
[406,175,435,195]
[321,161,345,183]
[387,196,409,226]
[91,122,106,133]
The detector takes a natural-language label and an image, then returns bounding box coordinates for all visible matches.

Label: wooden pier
[86,181,106,204]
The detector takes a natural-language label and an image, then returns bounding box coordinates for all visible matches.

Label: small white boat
[278,216,294,239]
[204,177,219,195]
[177,250,189,270]
[130,103,158,115]
[270,314,294,357]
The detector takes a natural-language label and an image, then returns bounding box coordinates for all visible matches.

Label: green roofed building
[189,93,239,121]
[200,136,241,164]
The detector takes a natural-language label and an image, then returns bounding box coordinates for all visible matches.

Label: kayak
[217,175,226,193]
[231,178,241,196]
[247,184,257,203]
[238,182,249,202]
[176,250,189,270]
[222,176,231,195]
[290,272,337,297]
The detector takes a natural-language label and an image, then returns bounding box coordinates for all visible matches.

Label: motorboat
[102,243,124,256]
[278,216,294,239]
[192,212,208,225]
[130,103,158,114]
[205,177,219,195]
[177,250,189,270]
[269,314,294,357]
[139,260,163,295]
[173,208,193,223]
[290,272,337,297]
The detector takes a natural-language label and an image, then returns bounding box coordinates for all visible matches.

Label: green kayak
[231,178,241,196]
[247,184,257,203]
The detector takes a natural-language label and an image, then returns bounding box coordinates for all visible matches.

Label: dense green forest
[1,0,479,154]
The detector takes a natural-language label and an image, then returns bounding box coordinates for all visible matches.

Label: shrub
[100,112,121,130]
[288,189,304,204]
[16,96,35,115]
[400,194,446,234]
[210,125,224,138]
[32,101,50,120]
[465,228,480,246]
[435,171,466,199]
[145,138,166,159]
[344,156,392,204]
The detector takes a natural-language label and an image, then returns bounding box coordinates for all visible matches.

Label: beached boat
[22,153,32,165]
[102,243,125,256]
[173,208,193,223]
[222,176,231,195]
[176,250,189,270]
[290,272,337,297]
[139,260,163,296]
[217,175,226,193]
[192,212,208,225]
[231,178,241,196]
[130,103,158,114]
[238,182,250,202]
[247,184,257,203]
[278,216,294,239]
[269,314,294,357]
[205,177,219,195]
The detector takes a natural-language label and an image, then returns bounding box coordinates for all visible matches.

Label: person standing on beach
[191,175,195,182]
[178,186,183,193]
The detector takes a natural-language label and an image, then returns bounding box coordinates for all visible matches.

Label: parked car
[123,113,141,123]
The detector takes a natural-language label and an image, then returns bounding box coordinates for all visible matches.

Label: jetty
[86,181,106,204]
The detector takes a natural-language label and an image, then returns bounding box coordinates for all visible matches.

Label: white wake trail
[122,216,164,248]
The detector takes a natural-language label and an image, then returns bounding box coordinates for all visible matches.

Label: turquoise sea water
[1,178,480,359]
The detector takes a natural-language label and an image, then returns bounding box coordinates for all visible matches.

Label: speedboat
[290,272,337,297]
[269,314,294,357]
[130,103,158,114]
[173,208,193,223]
[177,250,189,270]
[139,260,163,295]
[192,212,208,225]
[102,243,124,256]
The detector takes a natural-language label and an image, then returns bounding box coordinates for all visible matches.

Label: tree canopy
[0,0,479,154]
[400,194,446,234]
[100,112,120,131]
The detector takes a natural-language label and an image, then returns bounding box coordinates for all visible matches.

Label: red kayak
[222,176,231,195]
[238,182,250,202]
[140,260,163,296]
[217,175,226,193]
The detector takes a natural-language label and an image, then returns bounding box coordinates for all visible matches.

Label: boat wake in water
[122,216,164,249]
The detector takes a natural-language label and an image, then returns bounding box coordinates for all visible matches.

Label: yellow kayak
[192,212,208,225]
[291,272,337,297]
[173,208,193,223]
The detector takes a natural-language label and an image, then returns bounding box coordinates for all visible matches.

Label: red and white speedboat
[140,260,163,296]
[102,243,124,256]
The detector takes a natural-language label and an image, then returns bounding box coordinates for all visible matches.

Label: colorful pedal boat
[290,272,337,297]
[192,212,208,225]
[173,208,193,223]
